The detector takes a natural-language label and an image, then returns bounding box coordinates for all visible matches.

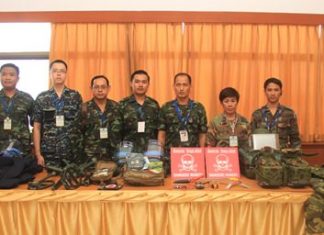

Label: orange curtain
[50,23,324,142]
[128,23,188,103]
[50,23,131,101]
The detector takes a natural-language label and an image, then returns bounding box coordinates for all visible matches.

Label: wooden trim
[0,52,49,60]
[302,142,324,165]
[302,142,324,146]
[0,11,324,25]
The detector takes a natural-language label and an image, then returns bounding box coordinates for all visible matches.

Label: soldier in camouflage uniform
[82,75,122,160]
[119,70,160,153]
[251,77,301,149]
[250,77,309,187]
[206,87,249,149]
[33,60,83,167]
[0,63,33,155]
[158,73,208,159]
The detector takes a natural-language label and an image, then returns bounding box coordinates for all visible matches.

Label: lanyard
[172,100,194,127]
[99,112,108,127]
[94,101,109,127]
[1,97,14,116]
[50,92,64,112]
[228,116,238,134]
[262,107,283,131]
[136,106,145,121]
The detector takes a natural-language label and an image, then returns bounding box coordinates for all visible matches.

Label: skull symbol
[179,154,197,171]
[214,154,231,170]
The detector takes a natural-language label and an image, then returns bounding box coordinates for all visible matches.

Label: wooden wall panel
[0,11,324,24]
[302,143,324,165]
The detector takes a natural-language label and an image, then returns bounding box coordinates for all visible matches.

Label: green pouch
[239,148,258,179]
[282,157,311,188]
[255,154,283,187]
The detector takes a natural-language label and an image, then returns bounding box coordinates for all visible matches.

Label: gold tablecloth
[0,175,313,235]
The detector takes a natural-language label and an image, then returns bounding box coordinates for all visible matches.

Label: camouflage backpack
[254,147,284,187]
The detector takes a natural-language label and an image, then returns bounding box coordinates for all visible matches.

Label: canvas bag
[90,160,118,183]
[123,153,164,186]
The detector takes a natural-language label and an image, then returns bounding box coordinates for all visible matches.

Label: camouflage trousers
[304,178,324,234]
[44,152,83,168]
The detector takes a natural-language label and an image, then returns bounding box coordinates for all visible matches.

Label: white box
[252,133,279,150]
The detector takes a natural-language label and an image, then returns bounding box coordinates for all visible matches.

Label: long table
[0,174,313,235]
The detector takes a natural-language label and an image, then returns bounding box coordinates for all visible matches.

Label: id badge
[179,129,189,142]
[100,128,108,139]
[56,115,64,127]
[137,121,145,133]
[4,117,12,130]
[229,135,238,147]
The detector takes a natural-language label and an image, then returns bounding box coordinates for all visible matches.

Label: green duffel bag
[255,148,283,188]
[304,179,324,234]
[282,156,311,188]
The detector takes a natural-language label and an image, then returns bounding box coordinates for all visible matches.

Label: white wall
[0,0,324,14]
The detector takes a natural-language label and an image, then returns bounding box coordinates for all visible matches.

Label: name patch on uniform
[4,117,12,130]
[137,121,145,133]
[229,135,238,147]
[56,115,64,127]
[179,129,189,142]
[100,128,108,139]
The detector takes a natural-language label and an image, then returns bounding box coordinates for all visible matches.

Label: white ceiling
[0,0,324,14]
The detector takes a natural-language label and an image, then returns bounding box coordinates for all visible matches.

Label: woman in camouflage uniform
[206,87,249,148]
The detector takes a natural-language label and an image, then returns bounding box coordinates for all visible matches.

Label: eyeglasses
[92,85,108,90]
[52,69,67,74]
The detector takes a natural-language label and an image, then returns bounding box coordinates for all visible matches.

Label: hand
[36,154,45,167]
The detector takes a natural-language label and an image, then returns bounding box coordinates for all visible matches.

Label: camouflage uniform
[207,113,252,178]
[158,99,208,157]
[251,104,301,149]
[33,87,83,165]
[0,89,33,155]
[82,99,122,160]
[304,179,324,234]
[206,113,249,149]
[251,105,310,187]
[119,95,160,153]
